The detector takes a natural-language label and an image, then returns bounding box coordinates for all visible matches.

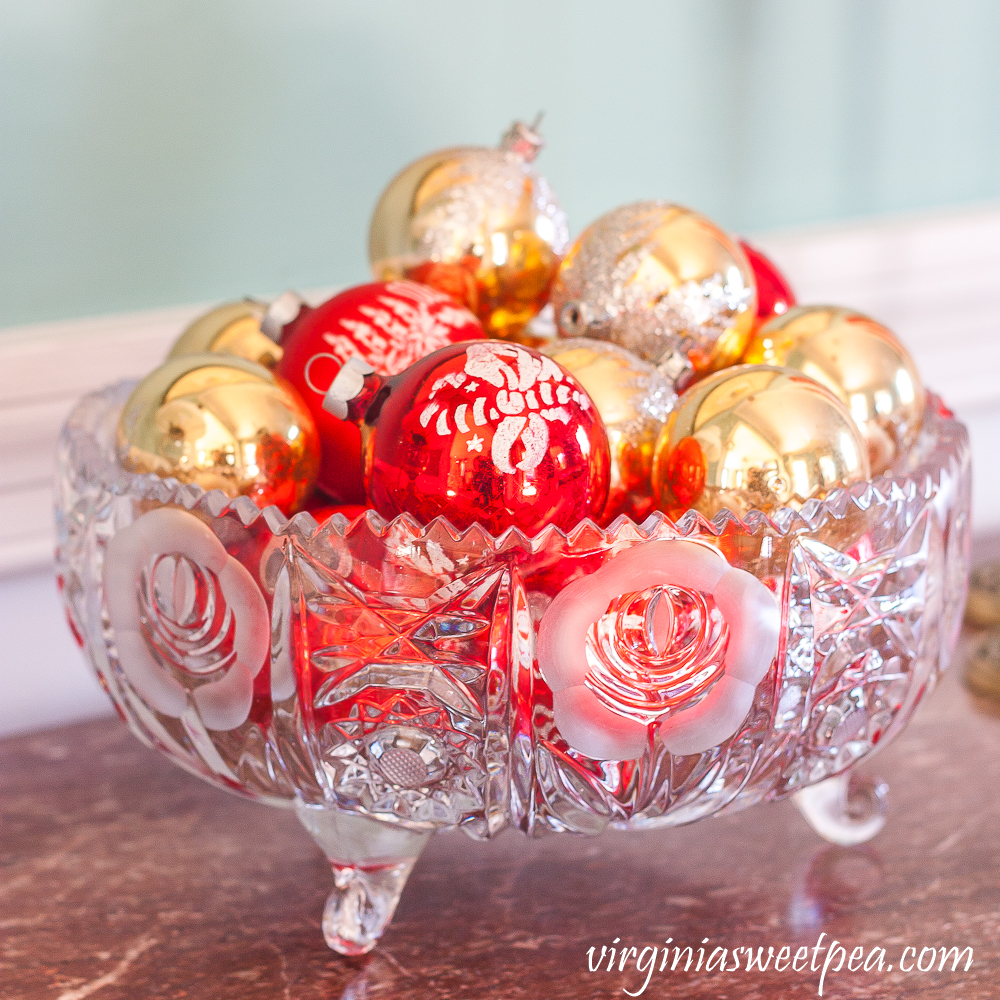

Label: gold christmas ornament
[965,562,1000,628]
[965,629,1000,701]
[652,364,870,520]
[744,305,925,474]
[368,118,569,341]
[118,353,319,515]
[541,339,675,514]
[549,202,757,388]
[166,292,305,370]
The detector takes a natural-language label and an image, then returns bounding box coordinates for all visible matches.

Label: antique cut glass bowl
[55,381,971,955]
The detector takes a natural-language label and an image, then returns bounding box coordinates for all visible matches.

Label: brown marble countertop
[4,636,1000,1000]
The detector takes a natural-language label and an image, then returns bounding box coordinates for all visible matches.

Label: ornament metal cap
[656,349,695,390]
[261,291,305,342]
[323,357,377,420]
[558,300,596,337]
[499,114,544,162]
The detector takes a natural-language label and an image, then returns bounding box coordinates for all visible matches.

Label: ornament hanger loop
[499,114,545,161]
[302,353,343,397]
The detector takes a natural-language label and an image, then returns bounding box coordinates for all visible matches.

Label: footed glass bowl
[55,381,971,955]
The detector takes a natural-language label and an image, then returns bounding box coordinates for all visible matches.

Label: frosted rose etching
[538,540,780,760]
[103,507,269,732]
[419,341,593,474]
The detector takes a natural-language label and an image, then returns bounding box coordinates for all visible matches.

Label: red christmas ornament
[277,281,484,503]
[599,491,656,527]
[306,502,368,525]
[739,240,796,327]
[404,258,480,317]
[326,341,611,535]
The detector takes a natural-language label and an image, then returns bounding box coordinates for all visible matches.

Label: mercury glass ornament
[652,364,870,520]
[166,292,305,370]
[542,339,675,518]
[368,119,569,341]
[550,202,756,388]
[744,305,926,474]
[324,341,611,535]
[118,353,319,515]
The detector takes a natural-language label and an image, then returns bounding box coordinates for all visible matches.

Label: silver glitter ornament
[550,202,756,389]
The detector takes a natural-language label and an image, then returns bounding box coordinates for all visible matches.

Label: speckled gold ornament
[965,562,1000,628]
[118,354,319,515]
[550,202,757,388]
[965,628,1000,700]
[167,293,305,369]
[541,339,675,515]
[652,365,870,520]
[368,120,569,341]
[744,305,925,474]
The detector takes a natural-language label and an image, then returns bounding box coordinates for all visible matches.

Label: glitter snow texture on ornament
[369,132,569,340]
[278,281,483,504]
[361,341,610,535]
[551,202,756,383]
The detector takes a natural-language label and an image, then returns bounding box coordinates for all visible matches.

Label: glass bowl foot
[296,805,431,955]
[793,771,888,846]
[323,859,419,955]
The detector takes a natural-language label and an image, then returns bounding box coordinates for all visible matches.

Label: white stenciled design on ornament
[464,340,566,391]
[321,282,473,375]
[419,403,438,428]
[424,342,588,475]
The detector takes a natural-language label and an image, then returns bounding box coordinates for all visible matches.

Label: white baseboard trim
[2,203,998,577]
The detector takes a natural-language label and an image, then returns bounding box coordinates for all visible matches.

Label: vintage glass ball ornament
[324,340,611,535]
[304,501,368,525]
[652,364,870,520]
[738,240,796,328]
[541,339,675,520]
[743,305,926,473]
[965,629,1000,701]
[368,119,570,341]
[118,353,319,515]
[277,281,484,504]
[166,292,305,369]
[550,202,757,388]
[965,562,1000,628]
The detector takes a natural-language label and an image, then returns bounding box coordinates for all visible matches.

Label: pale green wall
[2,0,998,327]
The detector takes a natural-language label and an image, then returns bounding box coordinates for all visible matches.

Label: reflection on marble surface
[3,638,1000,999]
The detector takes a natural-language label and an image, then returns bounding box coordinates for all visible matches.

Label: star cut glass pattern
[278,536,517,835]
[55,380,971,953]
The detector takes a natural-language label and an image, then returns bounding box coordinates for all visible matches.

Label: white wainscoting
[1,204,998,736]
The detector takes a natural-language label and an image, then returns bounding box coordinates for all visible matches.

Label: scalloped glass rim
[67,379,967,549]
